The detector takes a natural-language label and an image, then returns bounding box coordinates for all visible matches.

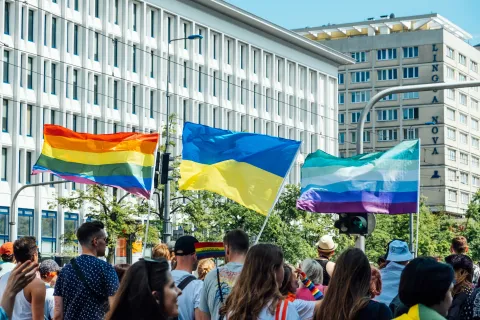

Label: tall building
[0,0,351,253]
[294,14,480,216]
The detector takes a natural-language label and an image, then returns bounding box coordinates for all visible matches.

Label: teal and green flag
[297,140,420,214]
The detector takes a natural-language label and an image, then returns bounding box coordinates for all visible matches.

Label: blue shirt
[53,255,119,320]
[376,262,406,306]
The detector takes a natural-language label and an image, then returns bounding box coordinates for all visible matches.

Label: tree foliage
[52,185,158,263]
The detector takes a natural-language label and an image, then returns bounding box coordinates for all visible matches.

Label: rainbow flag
[297,140,420,214]
[179,122,301,215]
[32,125,159,199]
[194,242,225,259]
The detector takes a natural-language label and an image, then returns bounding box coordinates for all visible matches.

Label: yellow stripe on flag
[179,159,283,215]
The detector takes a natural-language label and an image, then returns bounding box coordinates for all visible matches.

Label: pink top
[295,285,325,301]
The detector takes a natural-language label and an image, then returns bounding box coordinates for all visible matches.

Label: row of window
[350,47,419,63]
[446,107,480,128]
[338,67,419,85]
[447,128,480,148]
[447,150,480,169]
[0,206,79,252]
[4,4,325,90]
[338,128,419,144]
[446,47,479,73]
[338,107,418,124]
[448,190,472,204]
[447,168,480,187]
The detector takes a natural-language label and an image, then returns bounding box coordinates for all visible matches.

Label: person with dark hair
[114,264,131,283]
[0,243,15,278]
[444,254,474,320]
[40,259,61,320]
[314,248,391,320]
[171,235,203,320]
[105,258,182,320]
[279,265,299,300]
[53,221,119,320]
[220,244,302,319]
[377,240,413,306]
[199,229,249,320]
[0,236,46,320]
[394,257,454,319]
[450,236,480,286]
[0,261,39,319]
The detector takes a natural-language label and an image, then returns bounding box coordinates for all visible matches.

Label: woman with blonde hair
[197,259,215,281]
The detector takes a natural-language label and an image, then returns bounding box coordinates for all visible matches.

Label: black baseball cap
[174,236,199,256]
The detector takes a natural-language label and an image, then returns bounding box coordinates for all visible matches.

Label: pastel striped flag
[297,140,420,214]
[32,125,159,199]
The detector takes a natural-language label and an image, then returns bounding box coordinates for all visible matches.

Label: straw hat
[316,235,337,252]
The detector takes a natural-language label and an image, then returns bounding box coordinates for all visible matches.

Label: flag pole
[143,133,160,257]
[142,201,151,257]
[255,146,301,245]
[415,139,421,257]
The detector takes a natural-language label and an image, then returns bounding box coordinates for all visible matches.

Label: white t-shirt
[228,300,301,320]
[45,285,55,320]
[0,262,15,278]
[291,299,315,320]
[171,270,204,320]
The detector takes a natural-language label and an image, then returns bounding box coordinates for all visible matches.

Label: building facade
[0,0,350,253]
[295,14,480,215]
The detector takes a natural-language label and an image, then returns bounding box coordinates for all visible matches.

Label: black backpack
[172,275,197,320]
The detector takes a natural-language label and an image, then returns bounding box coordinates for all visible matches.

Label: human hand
[5,261,38,296]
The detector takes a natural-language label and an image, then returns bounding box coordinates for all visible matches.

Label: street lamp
[163,34,203,244]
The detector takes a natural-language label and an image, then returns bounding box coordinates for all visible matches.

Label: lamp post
[355,81,480,252]
[163,34,202,244]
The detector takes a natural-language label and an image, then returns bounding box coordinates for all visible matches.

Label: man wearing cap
[172,235,203,320]
[314,235,337,286]
[39,259,60,320]
[377,240,413,306]
[0,243,15,278]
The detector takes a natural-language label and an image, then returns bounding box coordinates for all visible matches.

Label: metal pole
[355,81,480,252]
[163,40,172,244]
[10,180,67,241]
[409,213,414,253]
[143,202,151,256]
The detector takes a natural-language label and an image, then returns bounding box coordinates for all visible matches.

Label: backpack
[172,275,197,320]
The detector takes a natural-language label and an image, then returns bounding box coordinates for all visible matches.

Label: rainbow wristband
[299,271,323,300]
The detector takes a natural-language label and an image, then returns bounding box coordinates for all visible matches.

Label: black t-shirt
[355,300,393,320]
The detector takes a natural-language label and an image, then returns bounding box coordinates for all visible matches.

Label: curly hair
[369,267,382,298]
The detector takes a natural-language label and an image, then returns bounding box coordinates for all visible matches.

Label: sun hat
[316,235,337,252]
[386,240,413,262]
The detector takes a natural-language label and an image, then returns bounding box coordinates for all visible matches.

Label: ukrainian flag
[179,122,301,215]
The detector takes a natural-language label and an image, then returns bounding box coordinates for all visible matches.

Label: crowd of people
[0,222,479,319]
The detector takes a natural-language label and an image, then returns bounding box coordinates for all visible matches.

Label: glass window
[151,51,154,78]
[377,129,398,141]
[377,69,398,81]
[0,208,9,244]
[93,75,99,105]
[338,93,345,104]
[351,90,371,103]
[380,94,397,101]
[26,105,32,137]
[351,51,367,63]
[41,211,57,254]
[403,128,418,140]
[27,57,33,89]
[403,108,418,120]
[150,91,154,118]
[114,0,118,24]
[4,2,10,35]
[403,92,419,100]
[132,45,136,73]
[28,10,34,42]
[26,152,31,184]
[460,153,469,165]
[132,3,137,31]
[132,86,136,114]
[447,47,455,59]
[51,63,56,94]
[94,0,99,18]
[403,67,419,79]
[113,81,118,110]
[2,100,8,133]
[183,61,187,87]
[448,190,457,202]
[73,25,79,55]
[339,132,345,144]
[459,54,467,66]
[460,113,468,125]
[447,128,456,140]
[338,114,345,124]
[351,71,370,83]
[73,70,78,100]
[403,47,419,58]
[377,109,398,121]
[1,148,6,181]
[338,73,344,85]
[94,32,99,61]
[377,48,397,60]
[198,29,203,55]
[18,209,34,237]
[150,11,154,37]
[448,149,456,161]
[52,17,57,48]
[3,51,9,83]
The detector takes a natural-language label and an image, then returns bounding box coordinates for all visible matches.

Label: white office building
[0,0,351,253]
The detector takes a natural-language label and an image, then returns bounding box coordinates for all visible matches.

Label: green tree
[52,185,158,263]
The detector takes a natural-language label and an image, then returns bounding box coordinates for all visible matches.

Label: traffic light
[154,152,161,188]
[160,152,174,185]
[334,213,369,235]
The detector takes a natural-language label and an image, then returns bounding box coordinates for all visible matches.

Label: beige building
[294,14,480,215]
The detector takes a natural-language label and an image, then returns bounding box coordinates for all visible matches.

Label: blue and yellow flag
[179,122,301,215]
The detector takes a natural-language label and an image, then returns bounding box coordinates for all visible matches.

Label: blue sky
[226,0,480,45]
